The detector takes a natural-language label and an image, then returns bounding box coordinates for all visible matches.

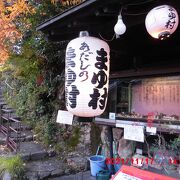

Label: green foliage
[167,137,180,154]
[66,127,80,150]
[54,143,63,153]
[0,0,66,147]
[1,0,80,155]
[150,136,180,158]
[28,0,66,28]
[0,156,24,179]
[44,121,58,145]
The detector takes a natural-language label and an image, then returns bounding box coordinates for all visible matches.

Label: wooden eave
[37,0,180,78]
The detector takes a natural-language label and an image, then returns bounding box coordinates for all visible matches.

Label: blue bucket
[89,155,106,176]
[114,163,122,173]
[107,162,122,173]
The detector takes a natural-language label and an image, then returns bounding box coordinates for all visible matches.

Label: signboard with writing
[124,125,144,142]
[132,76,180,116]
[111,165,177,180]
[56,110,73,125]
[65,35,110,117]
[113,172,142,180]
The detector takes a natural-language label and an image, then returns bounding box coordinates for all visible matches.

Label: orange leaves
[50,0,83,6]
[51,0,58,4]
[0,0,33,64]
[61,0,83,6]
[6,0,32,20]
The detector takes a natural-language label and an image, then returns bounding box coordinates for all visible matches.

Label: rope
[99,33,116,42]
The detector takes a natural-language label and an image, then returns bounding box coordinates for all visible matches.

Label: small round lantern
[145,5,179,40]
[65,31,110,117]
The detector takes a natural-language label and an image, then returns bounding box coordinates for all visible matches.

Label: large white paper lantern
[145,5,179,40]
[65,31,110,117]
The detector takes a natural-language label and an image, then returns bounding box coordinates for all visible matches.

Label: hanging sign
[65,31,110,117]
[145,5,179,40]
[56,110,73,125]
[124,125,144,142]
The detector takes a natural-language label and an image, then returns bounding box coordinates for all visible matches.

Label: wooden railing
[0,98,21,152]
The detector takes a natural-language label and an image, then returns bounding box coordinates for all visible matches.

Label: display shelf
[116,116,180,125]
[95,117,116,126]
[95,117,180,134]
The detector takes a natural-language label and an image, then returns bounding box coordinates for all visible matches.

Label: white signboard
[56,110,73,125]
[113,172,142,180]
[124,125,144,142]
[116,123,126,128]
[146,126,157,134]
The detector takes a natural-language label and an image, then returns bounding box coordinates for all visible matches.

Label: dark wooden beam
[110,65,180,79]
[37,0,98,31]
[37,0,150,32]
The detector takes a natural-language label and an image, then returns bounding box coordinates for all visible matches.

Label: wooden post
[107,126,114,174]
[128,83,131,113]
[0,104,2,132]
[6,111,10,147]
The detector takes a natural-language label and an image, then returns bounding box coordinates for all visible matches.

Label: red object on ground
[111,165,178,180]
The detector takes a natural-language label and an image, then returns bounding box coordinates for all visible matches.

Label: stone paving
[24,157,64,180]
[18,141,48,161]
[1,131,93,180]
[0,132,6,145]
[0,102,92,180]
[49,171,96,180]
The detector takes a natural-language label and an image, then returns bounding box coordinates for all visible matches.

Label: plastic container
[114,163,122,173]
[107,162,122,173]
[96,170,110,180]
[89,155,106,176]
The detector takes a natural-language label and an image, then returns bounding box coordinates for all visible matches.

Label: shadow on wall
[90,122,101,154]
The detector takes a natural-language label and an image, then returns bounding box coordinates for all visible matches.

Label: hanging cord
[98,6,124,41]
[124,12,148,16]
[98,0,157,42]
[119,6,123,15]
[119,0,157,16]
[125,0,157,7]
[99,33,116,42]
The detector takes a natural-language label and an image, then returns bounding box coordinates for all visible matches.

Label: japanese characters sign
[132,76,180,116]
[65,35,110,117]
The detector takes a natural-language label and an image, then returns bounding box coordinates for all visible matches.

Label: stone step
[0,132,6,144]
[10,130,35,142]
[0,130,35,144]
[11,122,32,131]
[24,157,65,180]
[0,95,3,98]
[1,141,48,162]
[0,101,7,106]
[18,142,48,161]
[0,144,11,156]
